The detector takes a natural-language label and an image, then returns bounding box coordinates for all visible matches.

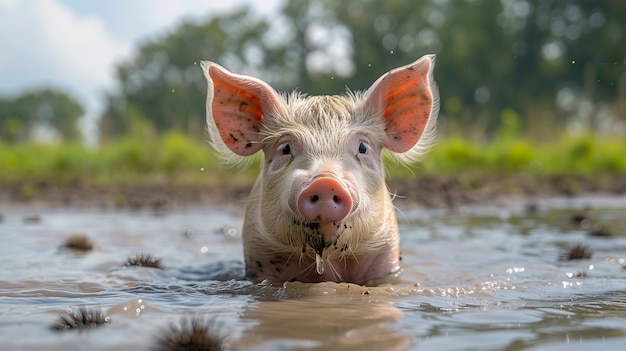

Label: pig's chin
[294,217,351,256]
[315,221,346,241]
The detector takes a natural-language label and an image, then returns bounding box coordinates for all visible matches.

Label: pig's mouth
[296,218,353,275]
[301,220,349,250]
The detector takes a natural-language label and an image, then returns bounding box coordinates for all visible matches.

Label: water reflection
[238,292,411,351]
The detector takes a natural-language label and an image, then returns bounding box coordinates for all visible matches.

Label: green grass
[0,131,255,186]
[387,134,626,178]
[1,132,625,187]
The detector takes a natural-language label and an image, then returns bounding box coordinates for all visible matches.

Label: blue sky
[0,0,281,142]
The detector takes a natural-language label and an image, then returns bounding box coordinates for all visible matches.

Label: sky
[0,0,281,143]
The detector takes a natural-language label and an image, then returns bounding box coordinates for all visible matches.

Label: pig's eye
[358,142,367,154]
[280,143,291,155]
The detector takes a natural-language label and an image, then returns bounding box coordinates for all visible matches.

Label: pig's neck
[242,181,401,285]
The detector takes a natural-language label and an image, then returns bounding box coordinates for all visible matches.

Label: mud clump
[63,234,95,252]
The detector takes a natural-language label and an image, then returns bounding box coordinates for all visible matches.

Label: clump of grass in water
[570,212,589,228]
[560,243,592,261]
[52,307,111,331]
[63,234,95,251]
[588,225,613,237]
[156,317,227,351]
[23,214,41,223]
[124,252,163,269]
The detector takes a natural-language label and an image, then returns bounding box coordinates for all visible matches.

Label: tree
[100,7,273,140]
[0,88,84,142]
[323,0,626,134]
[101,0,626,140]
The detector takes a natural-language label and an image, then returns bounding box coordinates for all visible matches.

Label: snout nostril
[297,177,352,223]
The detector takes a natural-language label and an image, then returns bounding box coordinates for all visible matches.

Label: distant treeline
[2,0,626,143]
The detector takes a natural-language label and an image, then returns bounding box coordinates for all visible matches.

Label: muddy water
[1,196,626,350]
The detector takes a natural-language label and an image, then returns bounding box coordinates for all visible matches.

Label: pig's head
[201,55,438,280]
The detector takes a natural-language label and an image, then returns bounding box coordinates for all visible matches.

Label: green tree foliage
[0,89,84,142]
[308,0,626,133]
[100,0,626,140]
[100,7,273,140]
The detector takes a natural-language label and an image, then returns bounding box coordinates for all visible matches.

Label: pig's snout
[297,177,352,223]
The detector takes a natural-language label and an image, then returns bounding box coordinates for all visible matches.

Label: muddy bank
[1,173,625,210]
[389,173,626,209]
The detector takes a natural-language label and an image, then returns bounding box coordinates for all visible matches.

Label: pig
[201,54,438,285]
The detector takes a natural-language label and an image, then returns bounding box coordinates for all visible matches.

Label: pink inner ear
[208,66,272,156]
[367,56,435,154]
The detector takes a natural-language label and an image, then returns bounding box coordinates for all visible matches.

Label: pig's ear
[364,54,439,163]
[201,61,283,157]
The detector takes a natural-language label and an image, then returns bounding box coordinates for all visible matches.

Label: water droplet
[315,254,324,275]
[221,226,237,236]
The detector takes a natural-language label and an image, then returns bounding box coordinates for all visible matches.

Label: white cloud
[60,0,282,46]
[0,0,129,105]
[59,0,232,45]
[40,1,131,90]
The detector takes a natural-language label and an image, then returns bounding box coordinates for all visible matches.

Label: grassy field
[1,131,625,187]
